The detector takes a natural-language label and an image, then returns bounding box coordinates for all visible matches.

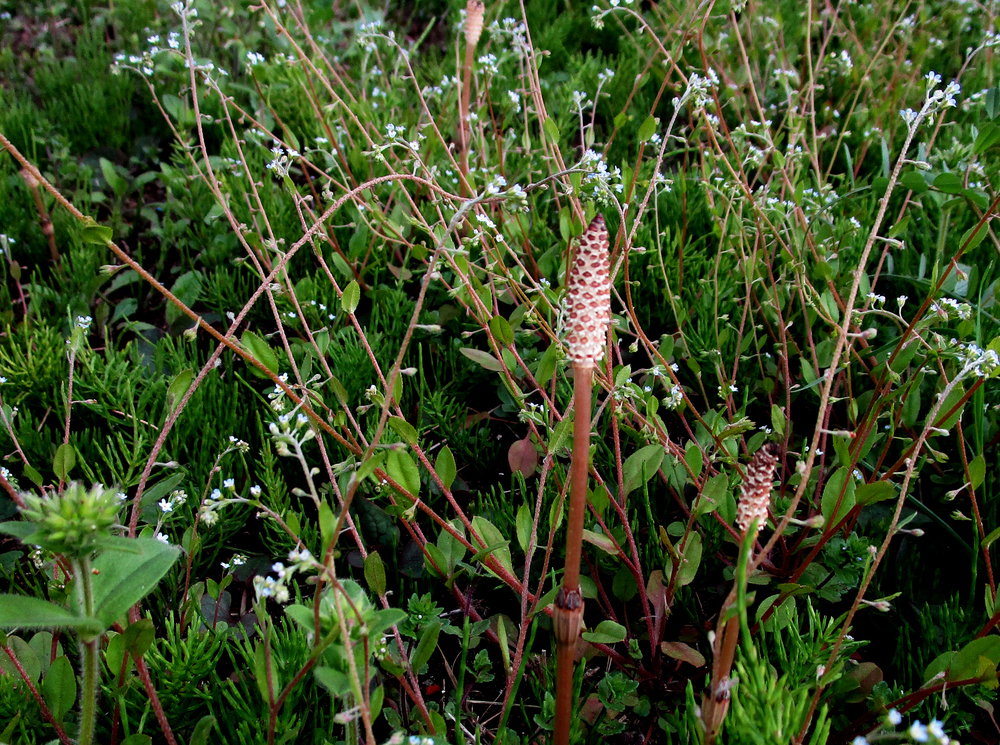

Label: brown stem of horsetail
[554,362,593,745]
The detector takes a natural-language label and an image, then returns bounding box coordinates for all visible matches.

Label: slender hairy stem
[74,556,99,745]
[554,362,593,745]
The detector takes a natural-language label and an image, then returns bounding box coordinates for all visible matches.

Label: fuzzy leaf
[0,596,103,635]
[91,538,181,627]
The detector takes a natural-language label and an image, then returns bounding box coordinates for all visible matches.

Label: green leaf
[960,223,988,252]
[318,502,335,547]
[622,444,664,496]
[900,170,928,194]
[931,385,966,432]
[969,454,986,490]
[122,618,155,660]
[536,342,559,387]
[314,665,351,697]
[543,117,560,143]
[328,374,348,405]
[99,157,128,198]
[471,516,513,578]
[254,640,279,701]
[0,596,103,635]
[676,532,702,587]
[386,450,421,501]
[612,565,638,601]
[582,528,618,556]
[637,115,658,142]
[0,522,39,541]
[435,446,456,492]
[241,330,280,376]
[387,417,418,447]
[695,475,727,518]
[581,620,627,645]
[685,443,704,479]
[91,538,181,627]
[547,414,573,455]
[356,451,387,484]
[166,270,202,326]
[189,716,218,745]
[821,468,856,529]
[948,636,1000,682]
[933,172,964,194]
[166,368,194,414]
[42,656,76,722]
[459,347,504,372]
[342,280,361,314]
[410,620,441,671]
[437,521,467,574]
[81,221,113,245]
[855,481,896,506]
[974,121,1000,155]
[364,552,387,597]
[489,316,514,346]
[52,443,76,481]
[0,636,39,682]
[371,608,407,637]
[23,463,44,488]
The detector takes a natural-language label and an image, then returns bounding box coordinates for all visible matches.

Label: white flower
[224,478,235,490]
[909,722,929,742]
[158,499,174,513]
[155,532,170,544]
[250,484,262,497]
[247,51,265,66]
[887,709,902,726]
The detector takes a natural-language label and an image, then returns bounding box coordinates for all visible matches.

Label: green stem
[73,557,99,745]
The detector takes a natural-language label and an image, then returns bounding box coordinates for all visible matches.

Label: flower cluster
[674,69,719,111]
[158,489,188,515]
[929,297,972,321]
[252,546,317,605]
[581,150,625,203]
[852,709,957,744]
[266,146,300,178]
